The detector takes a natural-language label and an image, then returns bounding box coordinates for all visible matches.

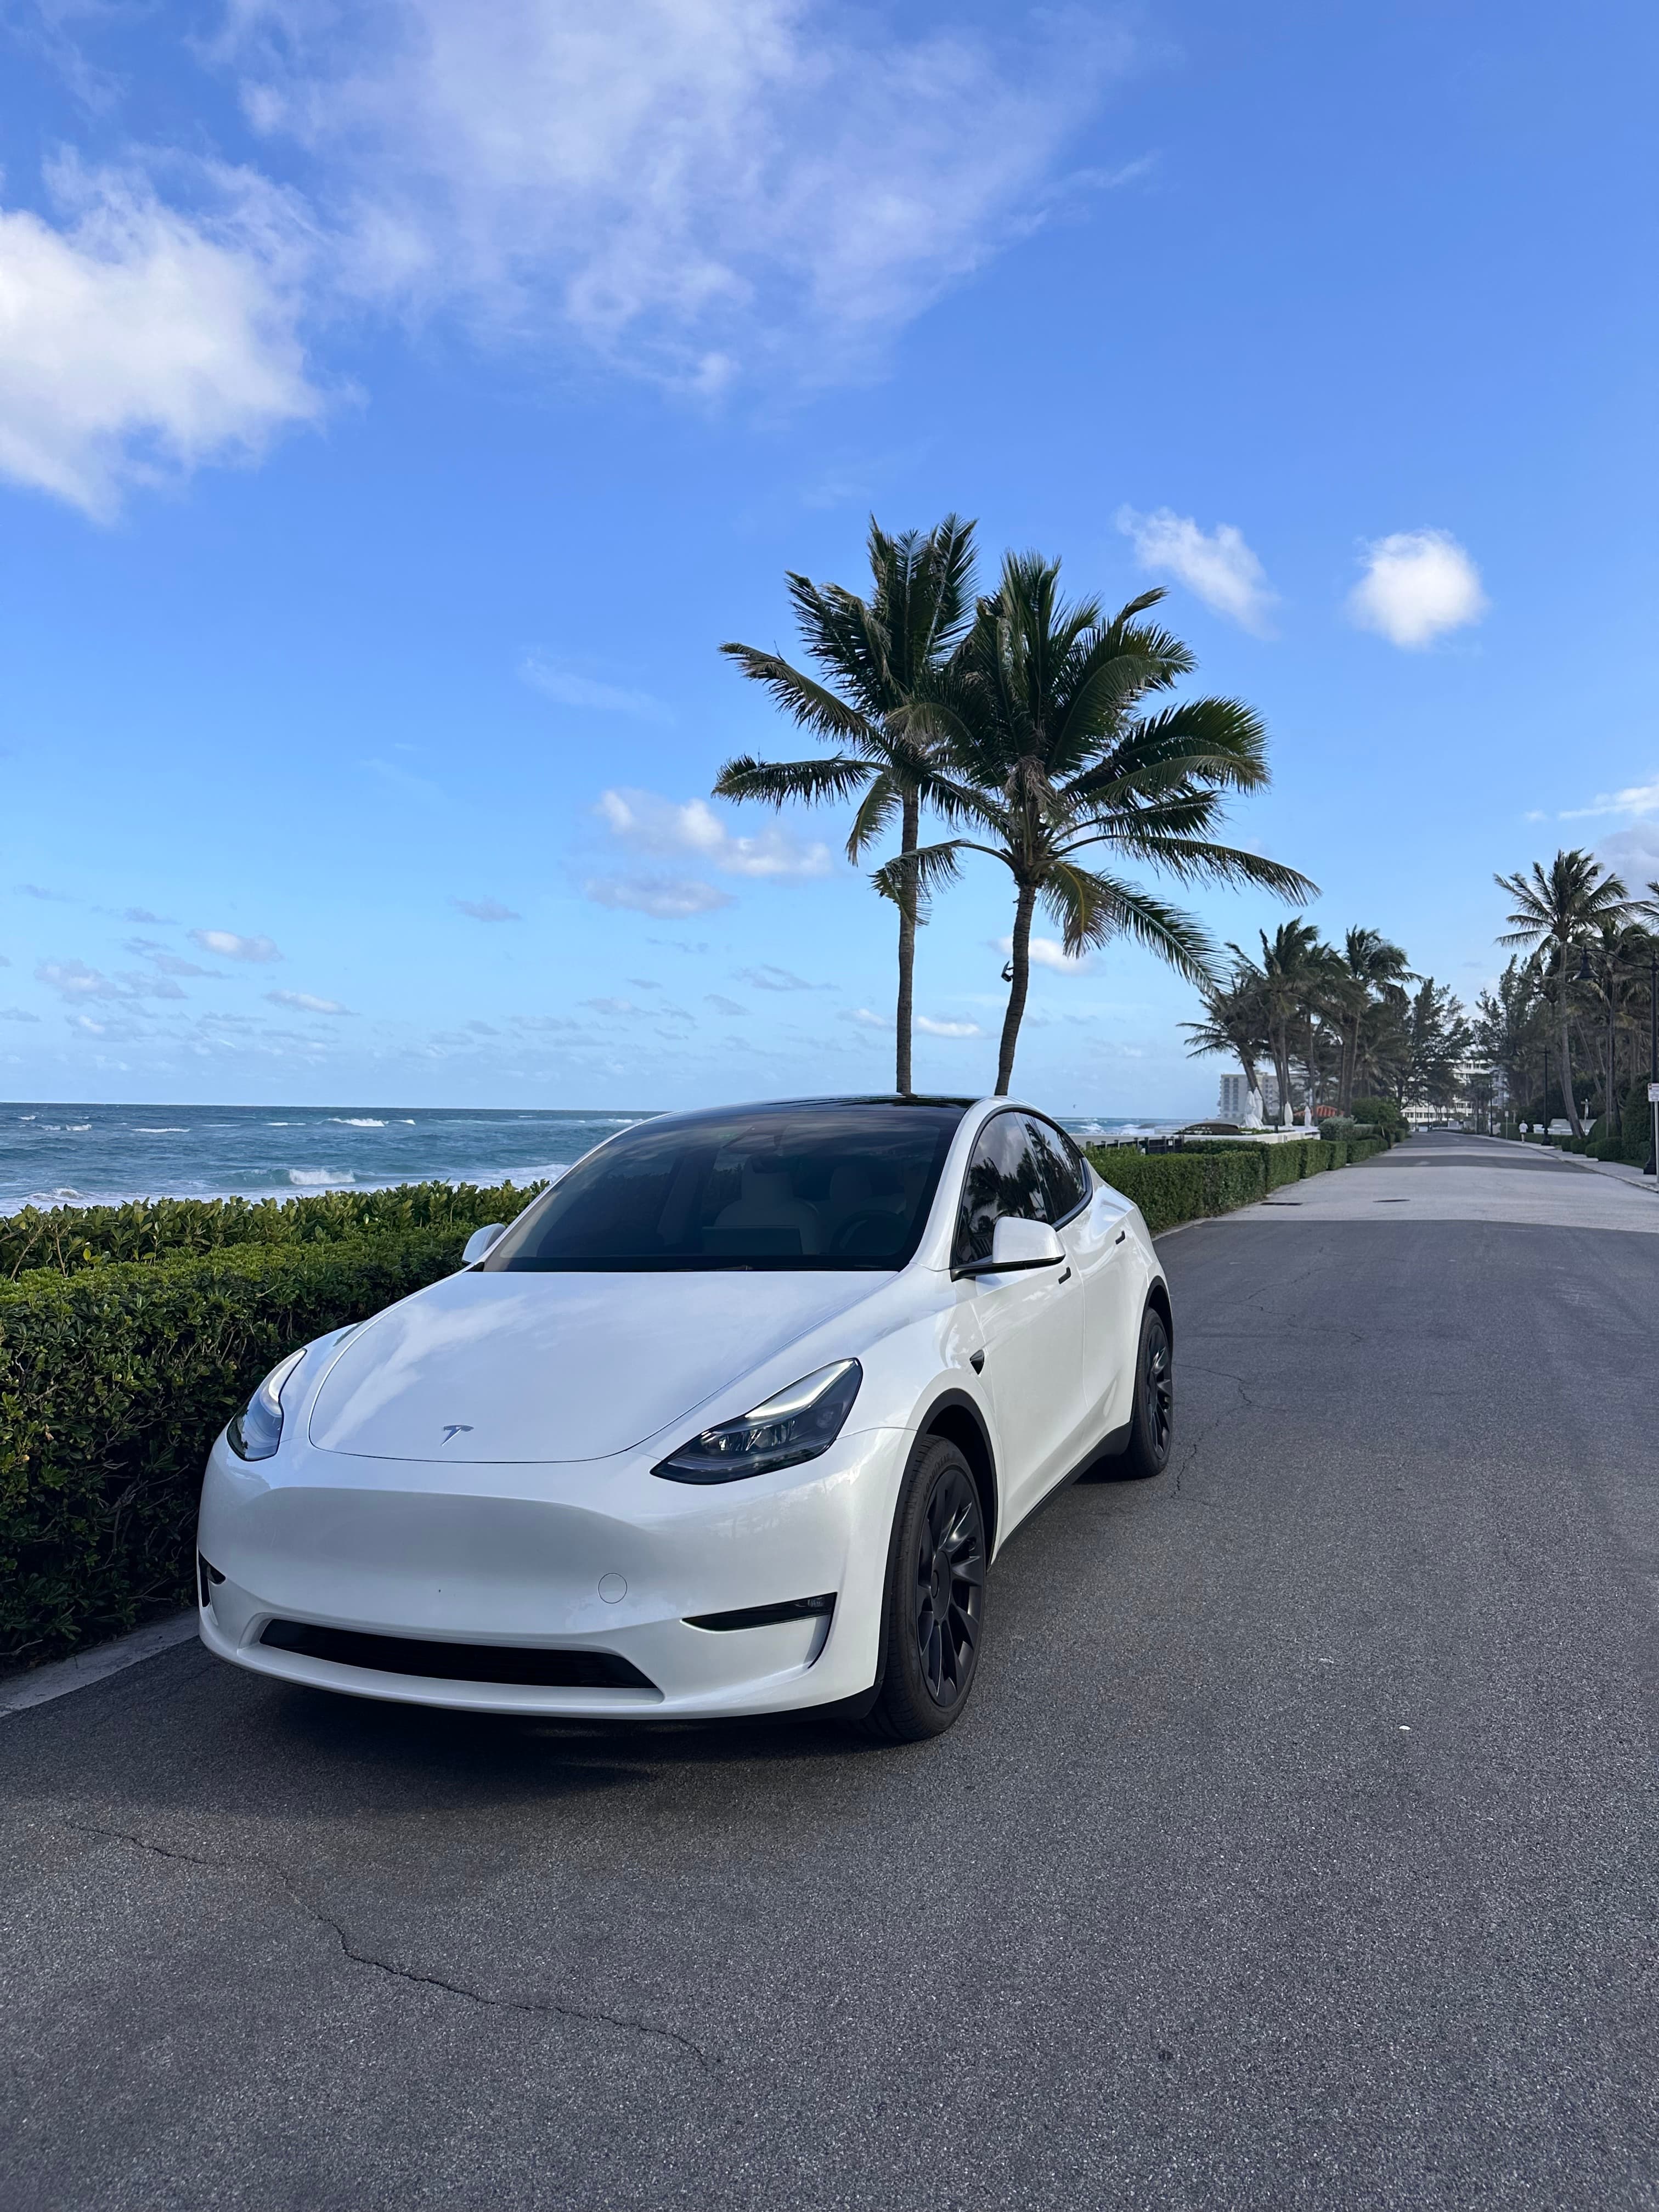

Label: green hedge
[0,1226,474,1668]
[1087,1133,1388,1236]
[0,1176,545,1281]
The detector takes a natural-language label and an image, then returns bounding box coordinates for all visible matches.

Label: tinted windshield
[483,1102,966,1271]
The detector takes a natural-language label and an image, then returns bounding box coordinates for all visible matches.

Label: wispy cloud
[1348,529,1487,648]
[1116,507,1276,635]
[16,882,75,901]
[453,896,521,922]
[584,873,734,919]
[228,1,1132,391]
[705,992,747,1017]
[122,907,175,924]
[839,1005,890,1030]
[190,927,282,962]
[266,988,353,1014]
[1558,777,1659,822]
[996,934,1094,974]
[521,653,672,722]
[598,787,832,882]
[916,1014,984,1039]
[735,963,831,992]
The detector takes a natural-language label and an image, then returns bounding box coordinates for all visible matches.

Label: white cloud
[190,927,282,961]
[266,988,353,1014]
[521,654,671,721]
[916,1014,984,1039]
[584,872,734,918]
[36,957,117,998]
[1560,777,1659,822]
[0,1006,41,1022]
[453,896,521,921]
[997,934,1094,974]
[597,787,832,880]
[706,992,747,1016]
[1116,507,1276,635]
[1348,529,1487,649]
[0,159,322,517]
[229,1,1131,388]
[735,963,829,992]
[838,1005,890,1030]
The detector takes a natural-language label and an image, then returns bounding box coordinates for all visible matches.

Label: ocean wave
[134,1126,188,1135]
[332,1117,387,1127]
[287,1168,356,1187]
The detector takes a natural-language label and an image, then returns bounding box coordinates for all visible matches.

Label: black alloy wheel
[865,1438,986,1742]
[1122,1304,1173,1479]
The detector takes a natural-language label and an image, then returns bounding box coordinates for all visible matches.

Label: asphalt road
[4,1133,1656,2211]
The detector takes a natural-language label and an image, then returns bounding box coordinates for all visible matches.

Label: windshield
[482,1101,966,1272]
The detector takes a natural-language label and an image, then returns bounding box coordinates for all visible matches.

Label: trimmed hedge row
[0,1176,545,1281]
[1084,1135,1386,1235]
[0,1226,473,1668]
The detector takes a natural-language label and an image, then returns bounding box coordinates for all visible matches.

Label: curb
[0,1611,198,1719]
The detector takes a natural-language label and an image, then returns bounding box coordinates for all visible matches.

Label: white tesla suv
[197,1095,1172,1740]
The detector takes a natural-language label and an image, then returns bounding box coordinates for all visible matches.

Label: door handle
[1114,1230,1126,1245]
[969,1348,985,1373]
[1058,1267,1072,1284]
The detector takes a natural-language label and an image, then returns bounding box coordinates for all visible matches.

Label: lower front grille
[259,1619,657,1692]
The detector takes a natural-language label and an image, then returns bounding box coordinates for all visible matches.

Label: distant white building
[1217,1068,1279,1122]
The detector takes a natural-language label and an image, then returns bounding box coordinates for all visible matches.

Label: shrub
[1323,1138,1349,1168]
[0,1226,473,1668]
[0,1177,546,1282]
[1086,1145,1265,1234]
[1351,1096,1406,1143]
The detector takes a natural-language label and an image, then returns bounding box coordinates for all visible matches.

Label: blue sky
[1,0,1654,1112]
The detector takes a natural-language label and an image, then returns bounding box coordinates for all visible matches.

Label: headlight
[652,1359,862,1485]
[227,1348,307,1462]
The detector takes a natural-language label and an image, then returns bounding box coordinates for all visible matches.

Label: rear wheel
[1121,1304,1173,1479]
[864,1438,986,1742]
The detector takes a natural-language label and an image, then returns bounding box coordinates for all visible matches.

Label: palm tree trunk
[1559,1000,1583,1136]
[995,885,1036,1096]
[894,790,919,1096]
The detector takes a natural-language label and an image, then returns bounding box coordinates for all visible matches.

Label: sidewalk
[1484,1134,1659,1197]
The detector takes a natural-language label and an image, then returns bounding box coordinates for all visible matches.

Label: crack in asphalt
[57,1817,712,2070]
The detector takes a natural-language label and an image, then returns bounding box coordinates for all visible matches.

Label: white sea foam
[134,1126,188,1135]
[287,1168,355,1187]
[332,1117,387,1128]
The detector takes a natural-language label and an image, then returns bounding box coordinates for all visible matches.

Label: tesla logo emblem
[441,1424,473,1444]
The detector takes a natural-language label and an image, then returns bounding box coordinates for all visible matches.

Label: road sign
[1648,1083,1659,1104]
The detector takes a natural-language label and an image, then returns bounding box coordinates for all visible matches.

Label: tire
[1120,1302,1173,1479]
[862,1437,988,1743]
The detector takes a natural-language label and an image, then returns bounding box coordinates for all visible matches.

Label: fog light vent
[685,1594,835,1633]
[197,1555,225,1609]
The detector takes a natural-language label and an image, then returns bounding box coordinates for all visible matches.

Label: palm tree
[1495,849,1630,1136]
[1230,920,1329,1125]
[1182,960,1271,1109]
[878,554,1315,1093]
[714,515,976,1094]
[1330,928,1411,1111]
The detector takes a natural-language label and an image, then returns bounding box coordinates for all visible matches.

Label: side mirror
[991,1216,1064,1270]
[461,1223,506,1266]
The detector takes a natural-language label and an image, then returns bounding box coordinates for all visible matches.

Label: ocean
[0,1103,1177,1215]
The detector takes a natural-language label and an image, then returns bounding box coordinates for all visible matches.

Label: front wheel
[1120,1304,1173,1479]
[863,1438,986,1743]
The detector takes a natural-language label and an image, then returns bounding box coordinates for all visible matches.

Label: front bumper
[196,1422,909,1718]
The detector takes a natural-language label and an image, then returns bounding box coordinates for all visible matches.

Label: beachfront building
[1216,1069,1280,1123]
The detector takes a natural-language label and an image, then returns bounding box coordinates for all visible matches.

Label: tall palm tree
[1229,920,1329,1125]
[1330,927,1411,1111]
[714,515,976,1094]
[1182,961,1271,1108]
[878,554,1315,1093]
[1495,849,1630,1136]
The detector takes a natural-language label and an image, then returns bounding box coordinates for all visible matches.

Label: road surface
[4,1133,1655,2210]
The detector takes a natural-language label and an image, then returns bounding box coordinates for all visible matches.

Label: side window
[953,1113,1047,1266]
[1025,1116,1089,1224]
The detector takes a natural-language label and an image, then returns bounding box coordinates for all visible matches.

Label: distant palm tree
[1495,849,1630,1136]
[714,515,977,1094]
[1330,927,1412,1111]
[1182,961,1271,1109]
[878,554,1314,1093]
[1228,920,1328,1125]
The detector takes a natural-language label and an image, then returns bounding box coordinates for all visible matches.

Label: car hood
[306,1267,881,1464]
